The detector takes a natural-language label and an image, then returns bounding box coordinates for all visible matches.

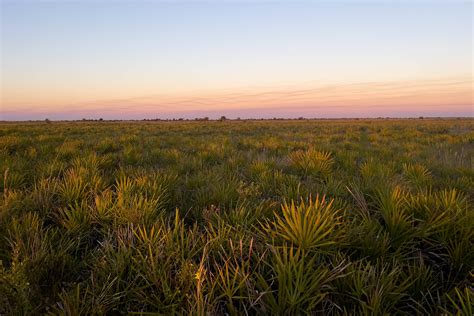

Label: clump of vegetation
[0,118,472,314]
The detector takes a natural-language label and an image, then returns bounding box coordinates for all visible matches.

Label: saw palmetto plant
[262,195,344,250]
[0,119,472,314]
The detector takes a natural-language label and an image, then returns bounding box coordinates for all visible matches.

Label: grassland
[0,118,472,314]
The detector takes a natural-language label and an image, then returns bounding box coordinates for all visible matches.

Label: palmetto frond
[263,195,344,250]
[289,149,334,178]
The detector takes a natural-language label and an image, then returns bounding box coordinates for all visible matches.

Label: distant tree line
[41,116,441,123]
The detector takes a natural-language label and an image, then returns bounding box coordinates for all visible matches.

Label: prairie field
[0,118,473,314]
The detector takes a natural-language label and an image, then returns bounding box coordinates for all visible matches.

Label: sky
[1,0,472,120]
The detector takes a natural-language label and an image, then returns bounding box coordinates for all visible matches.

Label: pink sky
[2,76,472,120]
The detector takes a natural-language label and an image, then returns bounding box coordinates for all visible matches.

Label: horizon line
[2,116,473,123]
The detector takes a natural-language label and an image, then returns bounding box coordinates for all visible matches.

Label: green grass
[0,118,472,314]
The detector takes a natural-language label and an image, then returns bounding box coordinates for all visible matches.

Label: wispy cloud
[1,76,472,120]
